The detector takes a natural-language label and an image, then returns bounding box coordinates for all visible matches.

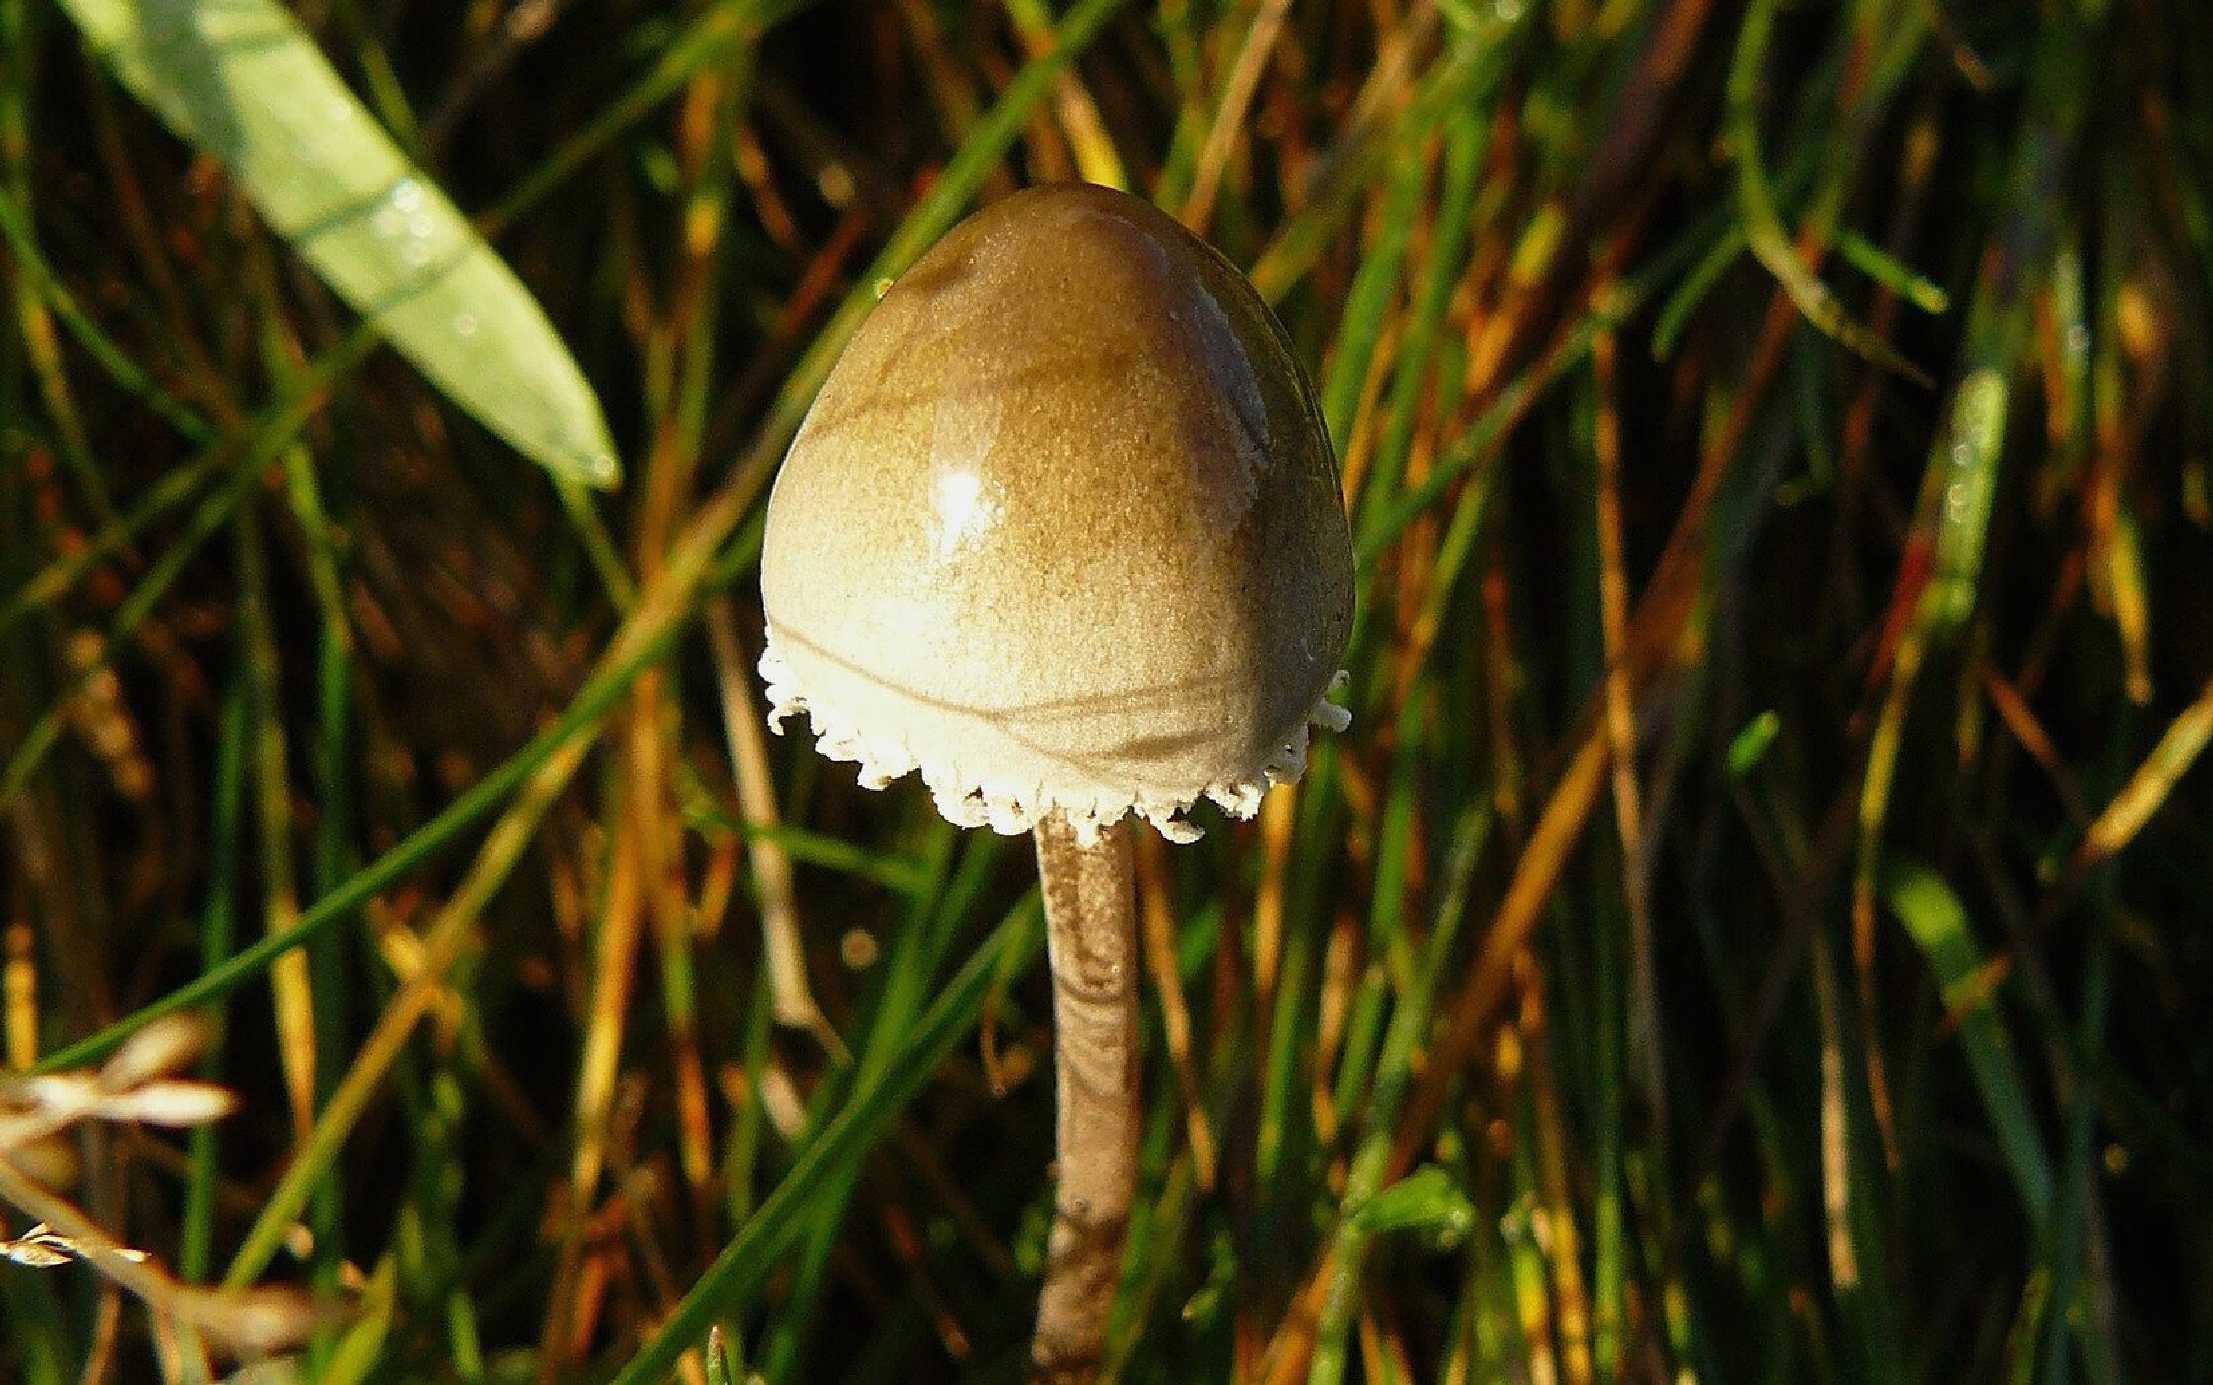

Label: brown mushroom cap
[759,183,1353,842]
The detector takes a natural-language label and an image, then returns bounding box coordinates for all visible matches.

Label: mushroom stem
[1030,812,1140,1384]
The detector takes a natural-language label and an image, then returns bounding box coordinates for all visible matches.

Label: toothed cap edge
[759,628,1349,846]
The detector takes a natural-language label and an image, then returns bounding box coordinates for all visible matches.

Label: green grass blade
[1881,860,2055,1225]
[1725,0,1932,387]
[1310,806,1489,1383]
[1919,367,2009,631]
[1354,107,1485,550]
[0,187,211,442]
[181,672,249,1285]
[1319,146,1426,450]
[0,464,252,808]
[1834,227,1951,314]
[610,894,1044,1385]
[31,609,685,1074]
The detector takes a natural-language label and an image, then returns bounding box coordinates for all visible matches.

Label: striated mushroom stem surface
[1030,812,1139,1383]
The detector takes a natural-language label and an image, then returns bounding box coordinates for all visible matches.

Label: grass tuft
[2,1,2211,1380]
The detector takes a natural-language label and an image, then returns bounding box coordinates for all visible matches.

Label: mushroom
[758,183,1352,1379]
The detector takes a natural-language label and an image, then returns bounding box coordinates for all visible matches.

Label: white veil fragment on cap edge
[758,629,1350,847]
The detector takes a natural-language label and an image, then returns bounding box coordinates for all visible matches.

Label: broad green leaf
[57,0,620,487]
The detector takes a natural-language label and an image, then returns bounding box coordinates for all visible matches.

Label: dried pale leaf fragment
[1,1073,102,1122]
[0,1222,152,1266]
[98,1012,218,1091]
[95,1080,240,1128]
[182,1284,350,1359]
[221,1359,307,1385]
[0,1237,72,1268]
[4,1137,80,1188]
[0,1014,240,1160]
[2076,673,2213,871]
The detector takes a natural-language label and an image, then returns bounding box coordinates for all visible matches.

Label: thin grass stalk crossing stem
[1030,814,1139,1383]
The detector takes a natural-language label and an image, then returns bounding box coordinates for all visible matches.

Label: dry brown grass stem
[705,595,840,1052]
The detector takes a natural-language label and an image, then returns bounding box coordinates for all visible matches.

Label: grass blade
[1882,860,2055,1225]
[610,895,1043,1385]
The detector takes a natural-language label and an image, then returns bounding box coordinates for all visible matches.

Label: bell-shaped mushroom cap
[759,183,1353,844]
